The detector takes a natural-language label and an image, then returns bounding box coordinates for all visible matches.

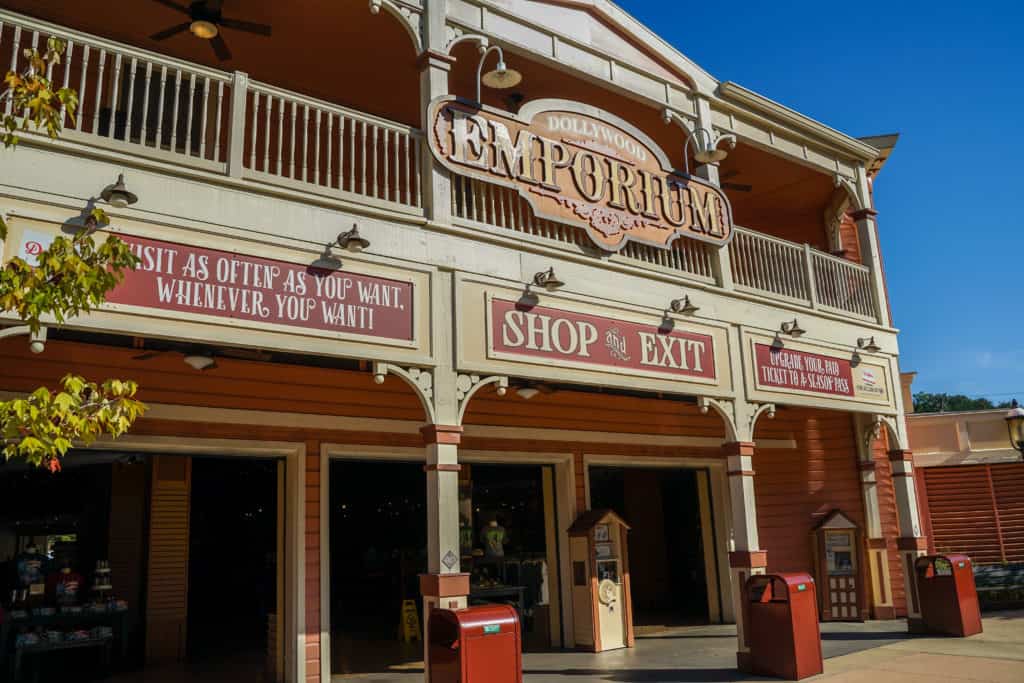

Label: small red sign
[490,298,716,380]
[754,344,854,396]
[106,235,414,341]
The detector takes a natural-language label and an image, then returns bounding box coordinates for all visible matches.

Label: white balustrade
[0,10,231,171]
[811,250,876,318]
[452,176,716,283]
[0,9,422,211]
[243,82,421,210]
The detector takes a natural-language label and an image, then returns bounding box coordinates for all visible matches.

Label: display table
[1,610,129,682]
[469,585,526,621]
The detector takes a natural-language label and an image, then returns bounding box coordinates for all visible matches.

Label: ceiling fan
[149,0,272,61]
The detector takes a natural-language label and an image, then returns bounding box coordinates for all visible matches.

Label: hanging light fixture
[100,174,138,208]
[516,387,541,400]
[476,45,523,103]
[189,19,219,40]
[184,354,216,371]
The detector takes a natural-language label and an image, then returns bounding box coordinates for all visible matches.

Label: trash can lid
[441,604,519,629]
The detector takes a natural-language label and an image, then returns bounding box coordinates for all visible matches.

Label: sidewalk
[811,610,1024,683]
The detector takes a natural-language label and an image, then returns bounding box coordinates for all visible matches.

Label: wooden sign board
[429,97,733,253]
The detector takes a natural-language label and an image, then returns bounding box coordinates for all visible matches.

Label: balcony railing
[453,177,717,284]
[2,10,881,324]
[0,10,423,213]
[454,178,878,320]
[730,228,876,319]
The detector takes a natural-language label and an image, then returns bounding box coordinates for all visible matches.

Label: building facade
[0,2,926,682]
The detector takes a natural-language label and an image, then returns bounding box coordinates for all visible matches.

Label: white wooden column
[852,165,891,326]
[888,447,928,627]
[418,0,453,224]
[725,441,766,671]
[853,414,896,619]
[694,95,734,290]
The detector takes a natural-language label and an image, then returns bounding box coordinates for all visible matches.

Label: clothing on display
[480,521,508,558]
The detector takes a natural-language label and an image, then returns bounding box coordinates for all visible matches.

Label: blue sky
[615,0,1023,402]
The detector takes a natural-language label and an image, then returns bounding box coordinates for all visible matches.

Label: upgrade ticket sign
[748,334,892,408]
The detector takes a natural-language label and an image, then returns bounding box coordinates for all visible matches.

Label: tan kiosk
[568,510,634,652]
[811,510,865,621]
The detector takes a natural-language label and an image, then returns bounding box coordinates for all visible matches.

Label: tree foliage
[1,41,144,471]
[912,392,1015,414]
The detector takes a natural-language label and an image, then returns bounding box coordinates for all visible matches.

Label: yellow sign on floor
[399,599,421,643]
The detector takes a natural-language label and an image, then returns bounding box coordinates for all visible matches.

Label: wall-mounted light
[669,295,700,316]
[0,325,47,353]
[516,387,540,400]
[336,224,370,252]
[857,336,881,354]
[780,319,805,338]
[532,267,564,292]
[100,174,138,208]
[184,354,216,371]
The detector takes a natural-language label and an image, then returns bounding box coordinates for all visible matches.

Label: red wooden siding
[923,463,1024,564]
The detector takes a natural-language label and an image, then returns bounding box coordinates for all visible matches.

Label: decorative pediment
[815,509,858,531]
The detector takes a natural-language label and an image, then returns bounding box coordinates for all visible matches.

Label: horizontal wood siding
[753,408,865,575]
[923,462,1024,564]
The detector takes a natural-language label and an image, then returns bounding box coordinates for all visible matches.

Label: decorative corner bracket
[697,396,738,443]
[834,173,866,212]
[368,0,423,52]
[455,374,509,425]
[445,32,490,56]
[864,413,906,452]
[373,362,436,424]
[698,397,776,444]
[746,403,776,443]
[662,108,696,138]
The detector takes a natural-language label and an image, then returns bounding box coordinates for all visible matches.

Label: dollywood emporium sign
[428,97,734,253]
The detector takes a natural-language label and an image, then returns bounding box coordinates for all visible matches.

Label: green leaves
[1,39,145,471]
[1,38,76,148]
[0,222,140,335]
[1,374,146,471]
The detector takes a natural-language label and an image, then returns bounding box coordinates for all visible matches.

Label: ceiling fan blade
[219,17,273,36]
[132,351,164,361]
[720,169,740,181]
[149,0,192,15]
[206,0,225,11]
[722,182,753,193]
[150,22,192,41]
[210,33,232,61]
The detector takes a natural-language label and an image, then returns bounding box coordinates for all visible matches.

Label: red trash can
[745,573,823,680]
[914,554,982,637]
[428,604,522,683]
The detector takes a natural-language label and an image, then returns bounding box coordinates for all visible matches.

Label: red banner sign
[489,298,716,380]
[106,235,414,341]
[754,344,854,397]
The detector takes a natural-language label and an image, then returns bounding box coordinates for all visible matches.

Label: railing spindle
[301,104,309,182]
[76,46,90,130]
[91,49,106,135]
[314,108,322,186]
[288,100,296,178]
[124,57,137,143]
[213,80,224,161]
[108,52,121,139]
[199,76,210,159]
[184,72,196,154]
[261,91,271,172]
[275,96,284,175]
[169,68,182,152]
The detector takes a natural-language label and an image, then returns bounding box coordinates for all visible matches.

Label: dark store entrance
[0,452,283,683]
[329,460,561,678]
[589,466,712,629]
